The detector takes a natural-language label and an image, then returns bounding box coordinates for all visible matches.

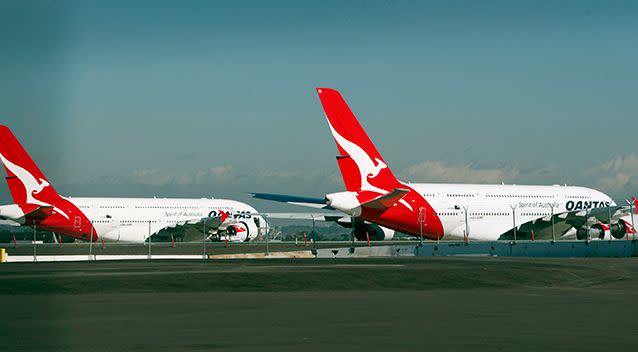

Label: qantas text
[565,200,611,211]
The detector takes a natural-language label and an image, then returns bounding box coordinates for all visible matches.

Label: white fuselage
[66,197,264,243]
[411,183,616,240]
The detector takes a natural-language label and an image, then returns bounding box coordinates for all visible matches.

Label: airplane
[253,88,636,242]
[0,125,267,243]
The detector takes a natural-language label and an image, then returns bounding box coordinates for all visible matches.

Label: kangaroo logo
[326,119,414,212]
[32,178,49,194]
[0,152,69,219]
[327,120,388,195]
[368,158,387,179]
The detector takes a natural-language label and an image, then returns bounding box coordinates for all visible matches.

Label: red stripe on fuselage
[26,198,97,241]
[357,187,444,240]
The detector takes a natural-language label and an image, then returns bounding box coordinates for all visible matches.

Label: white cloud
[209,165,233,178]
[257,169,299,179]
[402,161,519,184]
[592,155,638,193]
[132,165,236,186]
[132,169,176,186]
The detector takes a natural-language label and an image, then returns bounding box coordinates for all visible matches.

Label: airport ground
[2,240,402,257]
[1,257,637,351]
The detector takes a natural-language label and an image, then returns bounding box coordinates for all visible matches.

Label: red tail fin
[316,88,400,194]
[219,210,229,223]
[0,126,62,205]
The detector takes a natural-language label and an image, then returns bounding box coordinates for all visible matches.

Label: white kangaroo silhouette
[0,152,69,219]
[326,119,414,211]
[327,120,389,195]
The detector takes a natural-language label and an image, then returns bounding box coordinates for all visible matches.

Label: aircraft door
[73,216,81,230]
[458,206,470,239]
[107,215,121,241]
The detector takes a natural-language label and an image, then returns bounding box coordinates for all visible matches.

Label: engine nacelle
[325,192,361,216]
[225,223,249,242]
[576,222,627,240]
[611,221,629,239]
[354,223,395,241]
[576,224,605,240]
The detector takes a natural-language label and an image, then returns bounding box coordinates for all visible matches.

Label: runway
[1,241,397,257]
[2,258,637,351]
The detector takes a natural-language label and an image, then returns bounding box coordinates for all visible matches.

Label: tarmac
[4,240,636,262]
[1,257,637,351]
[1,241,387,257]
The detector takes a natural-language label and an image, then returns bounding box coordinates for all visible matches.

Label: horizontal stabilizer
[263,212,345,222]
[360,188,410,211]
[250,193,334,210]
[25,205,54,218]
[0,203,54,222]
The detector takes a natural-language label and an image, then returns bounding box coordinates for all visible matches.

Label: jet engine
[611,221,631,239]
[576,222,628,240]
[353,223,395,241]
[226,223,249,242]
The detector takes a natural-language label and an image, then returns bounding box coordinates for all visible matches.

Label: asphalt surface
[1,257,637,351]
[2,241,408,256]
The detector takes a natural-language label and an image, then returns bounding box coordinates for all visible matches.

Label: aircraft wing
[250,193,334,210]
[152,214,227,242]
[263,212,349,223]
[498,205,632,240]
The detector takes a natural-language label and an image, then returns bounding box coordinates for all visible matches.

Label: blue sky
[0,0,637,209]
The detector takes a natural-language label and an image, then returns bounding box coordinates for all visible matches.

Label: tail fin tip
[315,87,400,193]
